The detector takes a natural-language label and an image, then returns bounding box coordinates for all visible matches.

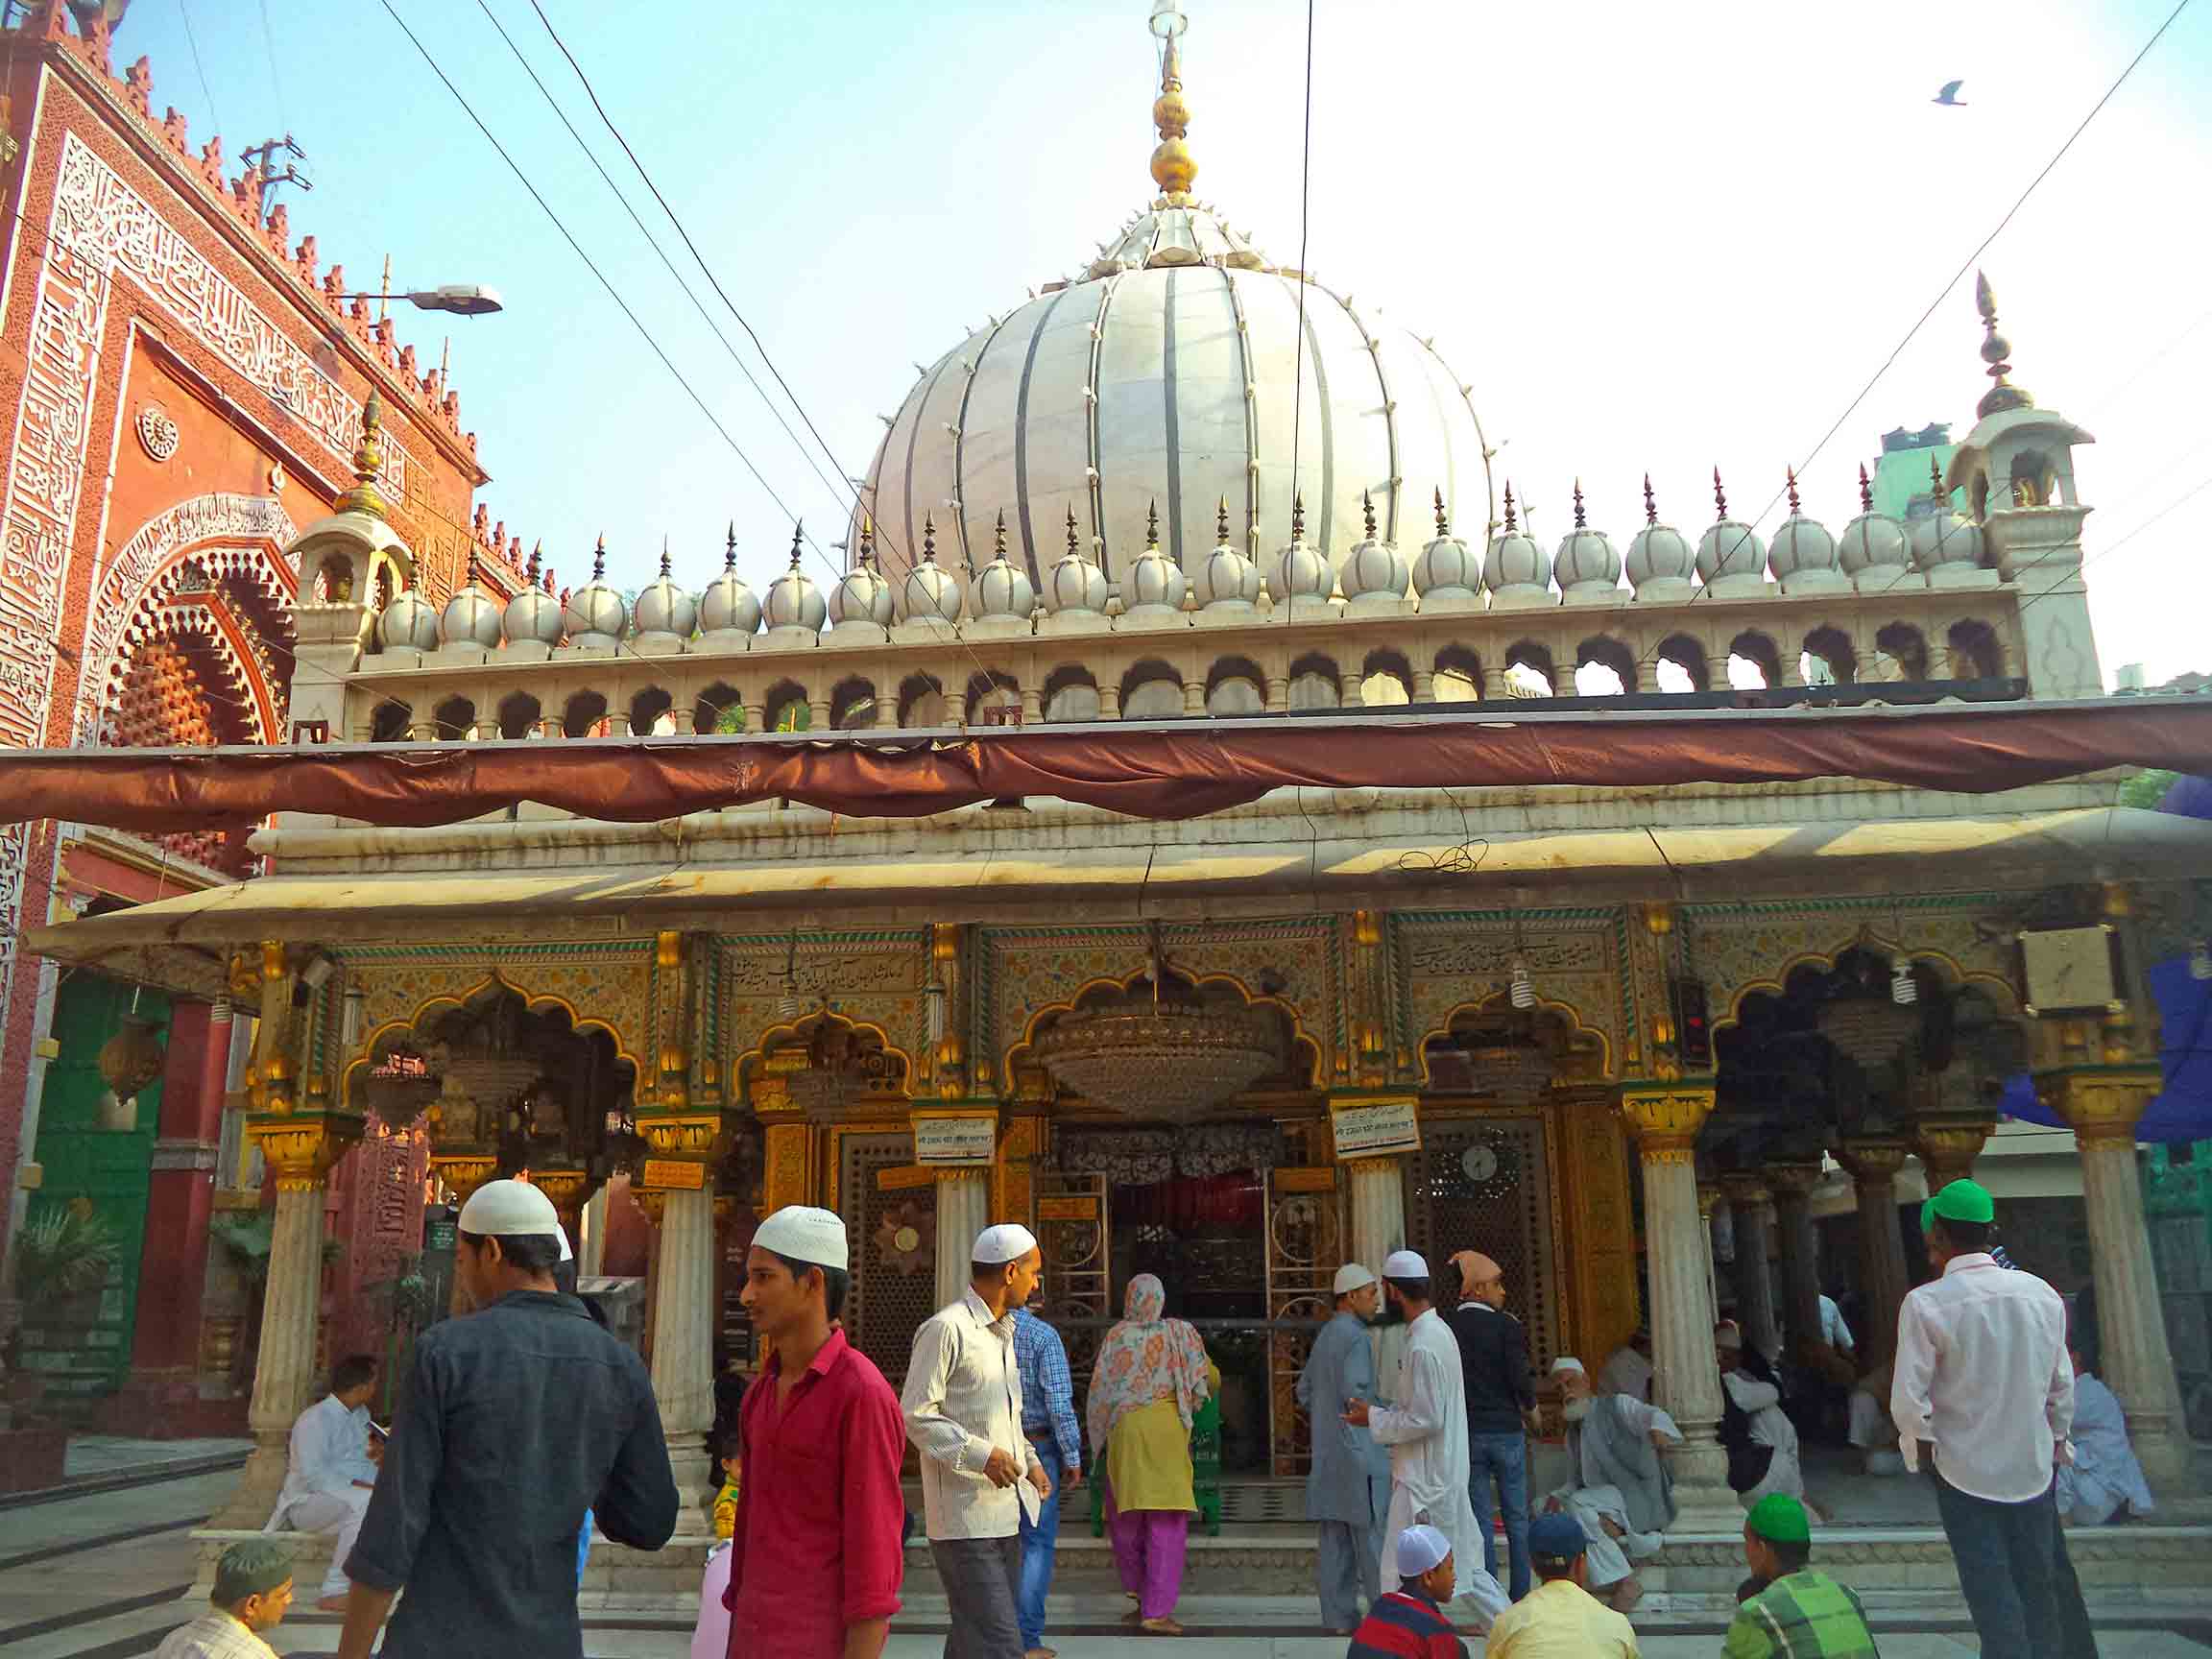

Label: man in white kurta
[1343,1250,1507,1630]
[1717,1322,1810,1510]
[1542,1356,1681,1606]
[2056,1354,2153,1525]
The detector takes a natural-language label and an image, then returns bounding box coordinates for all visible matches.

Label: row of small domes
[373,469,1984,653]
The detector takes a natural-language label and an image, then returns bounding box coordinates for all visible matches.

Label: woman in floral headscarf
[1088,1273,1217,1636]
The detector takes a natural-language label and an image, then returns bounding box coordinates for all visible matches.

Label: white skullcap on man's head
[457,1178,563,1238]
[1333,1262,1377,1295]
[1550,1356,1585,1376]
[1715,1320,1743,1350]
[1382,1249,1429,1281]
[1396,1523,1453,1578]
[754,1205,850,1271]
[974,1222,1040,1264]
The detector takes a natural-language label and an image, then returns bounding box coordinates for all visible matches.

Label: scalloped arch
[1713,931,2021,1037]
[1415,989,1613,1085]
[1004,965,1322,1094]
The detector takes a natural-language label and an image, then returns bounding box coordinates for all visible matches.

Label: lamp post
[331,284,505,318]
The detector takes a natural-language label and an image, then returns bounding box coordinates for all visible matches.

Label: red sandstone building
[0,3,527,1453]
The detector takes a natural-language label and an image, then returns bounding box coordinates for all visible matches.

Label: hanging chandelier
[1456,1035,1551,1107]
[1032,924,1278,1123]
[1817,996,1920,1071]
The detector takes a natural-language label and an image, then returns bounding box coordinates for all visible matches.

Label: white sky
[125,0,2212,685]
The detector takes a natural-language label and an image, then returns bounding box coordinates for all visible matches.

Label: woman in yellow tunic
[1087,1274,1217,1636]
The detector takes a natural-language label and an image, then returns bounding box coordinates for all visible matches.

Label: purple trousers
[1108,1507,1190,1621]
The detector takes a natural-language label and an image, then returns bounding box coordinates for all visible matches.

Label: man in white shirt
[1342,1249,1509,1631]
[1891,1178,2079,1659]
[902,1222,1051,1659]
[1817,1292,1855,1360]
[1542,1355,1682,1611]
[265,1355,381,1610]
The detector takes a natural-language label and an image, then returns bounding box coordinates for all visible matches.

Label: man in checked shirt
[1013,1286,1084,1659]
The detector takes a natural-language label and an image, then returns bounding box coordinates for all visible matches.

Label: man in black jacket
[337,1179,679,1659]
[1444,1249,1536,1602]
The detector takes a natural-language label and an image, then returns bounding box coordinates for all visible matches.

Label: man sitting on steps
[265,1354,381,1613]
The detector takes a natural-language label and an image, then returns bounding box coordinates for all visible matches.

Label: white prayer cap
[1333,1262,1377,1295]
[1382,1249,1429,1281]
[974,1222,1040,1264]
[1396,1523,1453,1578]
[1550,1356,1586,1376]
[458,1178,563,1238]
[754,1205,850,1271]
[1715,1319,1743,1350]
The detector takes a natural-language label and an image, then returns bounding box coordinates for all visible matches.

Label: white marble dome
[898,516,964,624]
[1839,512,1910,579]
[440,562,504,649]
[1482,489,1550,601]
[377,577,442,653]
[1190,503,1261,609]
[1910,508,1985,573]
[828,521,894,628]
[633,546,698,640]
[763,529,828,633]
[1271,500,1334,602]
[1626,479,1695,592]
[700,526,764,636]
[971,511,1038,620]
[1411,491,1480,599]
[1042,507,1110,614]
[1768,477,1840,588]
[1121,503,1188,616]
[1552,488,1620,600]
[1340,493,1408,606]
[1696,476,1767,589]
[857,206,1489,601]
[563,539,629,648]
[501,548,564,647]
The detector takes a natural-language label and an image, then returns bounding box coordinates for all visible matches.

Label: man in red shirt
[725,1206,906,1659]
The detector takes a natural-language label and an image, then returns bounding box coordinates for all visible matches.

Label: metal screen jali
[839,1132,935,1391]
[1036,1172,1111,1442]
[1407,1117,1558,1369]
[1264,1172,1342,1477]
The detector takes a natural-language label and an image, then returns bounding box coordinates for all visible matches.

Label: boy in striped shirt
[1346,1524,1469,1659]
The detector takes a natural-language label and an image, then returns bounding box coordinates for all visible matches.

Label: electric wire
[1284,0,1316,624]
[256,0,289,134]
[174,0,221,143]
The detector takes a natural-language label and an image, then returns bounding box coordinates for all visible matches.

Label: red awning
[0,699,2204,832]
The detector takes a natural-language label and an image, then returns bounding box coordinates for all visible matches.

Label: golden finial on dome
[1434,486,1450,538]
[1065,502,1081,559]
[856,515,876,566]
[1147,499,1161,549]
[1148,2,1195,200]
[334,391,388,518]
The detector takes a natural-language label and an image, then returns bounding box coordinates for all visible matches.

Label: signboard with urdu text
[914,1113,998,1166]
[1330,1097,1422,1160]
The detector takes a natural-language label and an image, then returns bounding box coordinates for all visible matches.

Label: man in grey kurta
[1295,1262,1393,1633]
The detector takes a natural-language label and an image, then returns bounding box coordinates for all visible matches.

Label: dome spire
[1290,493,1306,542]
[659,537,672,579]
[856,515,876,567]
[1148,2,1195,199]
[1216,495,1232,545]
[1712,467,1729,520]
[591,535,607,583]
[1974,270,2033,418]
[1433,486,1449,538]
[1362,490,1378,541]
[1065,502,1081,559]
[1147,498,1161,549]
[1572,479,1587,530]
[788,521,805,569]
[725,521,738,571]
[1643,473,1658,526]
[1502,481,1518,532]
[1858,463,1875,514]
[334,392,389,518]
[1785,467,1802,517]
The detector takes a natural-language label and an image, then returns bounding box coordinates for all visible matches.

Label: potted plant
[11,1204,115,1332]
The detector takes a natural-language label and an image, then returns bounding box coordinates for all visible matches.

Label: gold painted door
[1036,1171,1110,1440]
[1263,1167,1343,1478]
[1407,1117,1560,1368]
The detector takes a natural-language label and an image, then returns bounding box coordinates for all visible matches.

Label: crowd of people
[152,1172,2152,1659]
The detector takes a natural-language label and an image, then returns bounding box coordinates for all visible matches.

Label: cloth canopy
[0,699,2207,831]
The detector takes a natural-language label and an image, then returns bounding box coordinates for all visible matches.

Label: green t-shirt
[1722,1568,1881,1659]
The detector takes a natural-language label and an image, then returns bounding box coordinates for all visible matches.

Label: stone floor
[5,1446,2209,1656]
[60,1436,252,1481]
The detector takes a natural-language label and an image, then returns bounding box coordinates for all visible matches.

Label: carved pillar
[1347,1154,1410,1397]
[934,1167,991,1310]
[1720,1173,1781,1359]
[2043,1066,2190,1493]
[636,1184,716,1528]
[211,1116,358,1527]
[1618,1083,1738,1527]
[1838,1137,1911,1369]
[1697,1180,1723,1326]
[1765,1162,1824,1361]
[1911,1117,1994,1190]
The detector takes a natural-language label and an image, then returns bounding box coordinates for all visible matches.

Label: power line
[522,0,867,551]
[2014,463,2212,614]
[174,0,220,141]
[1284,0,1316,625]
[468,0,852,517]
[256,0,288,132]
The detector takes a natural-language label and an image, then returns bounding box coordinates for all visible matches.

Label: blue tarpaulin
[2002,953,2212,1144]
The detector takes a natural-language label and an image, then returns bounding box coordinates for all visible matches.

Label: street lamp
[333,283,505,318]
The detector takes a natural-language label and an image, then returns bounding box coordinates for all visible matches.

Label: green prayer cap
[213,1539,293,1605]
[1922,1178,1995,1231]
[1746,1493,1812,1546]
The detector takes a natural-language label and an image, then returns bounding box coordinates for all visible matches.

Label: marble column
[644,1185,717,1528]
[2046,1067,2191,1493]
[935,1166,991,1311]
[1838,1137,1911,1369]
[211,1122,346,1527]
[1765,1162,1824,1361]
[1911,1117,1994,1194]
[1721,1174,1782,1360]
[1697,1180,1724,1329]
[1619,1085,1739,1528]
[581,1183,611,1275]
[1348,1155,1410,1398]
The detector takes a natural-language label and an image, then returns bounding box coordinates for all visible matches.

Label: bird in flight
[1934,80,1967,106]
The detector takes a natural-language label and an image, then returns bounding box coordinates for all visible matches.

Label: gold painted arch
[1004,965,1324,1093]
[1415,989,1614,1086]
[731,1003,916,1110]
[341,972,646,1112]
[1712,932,2021,1038]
